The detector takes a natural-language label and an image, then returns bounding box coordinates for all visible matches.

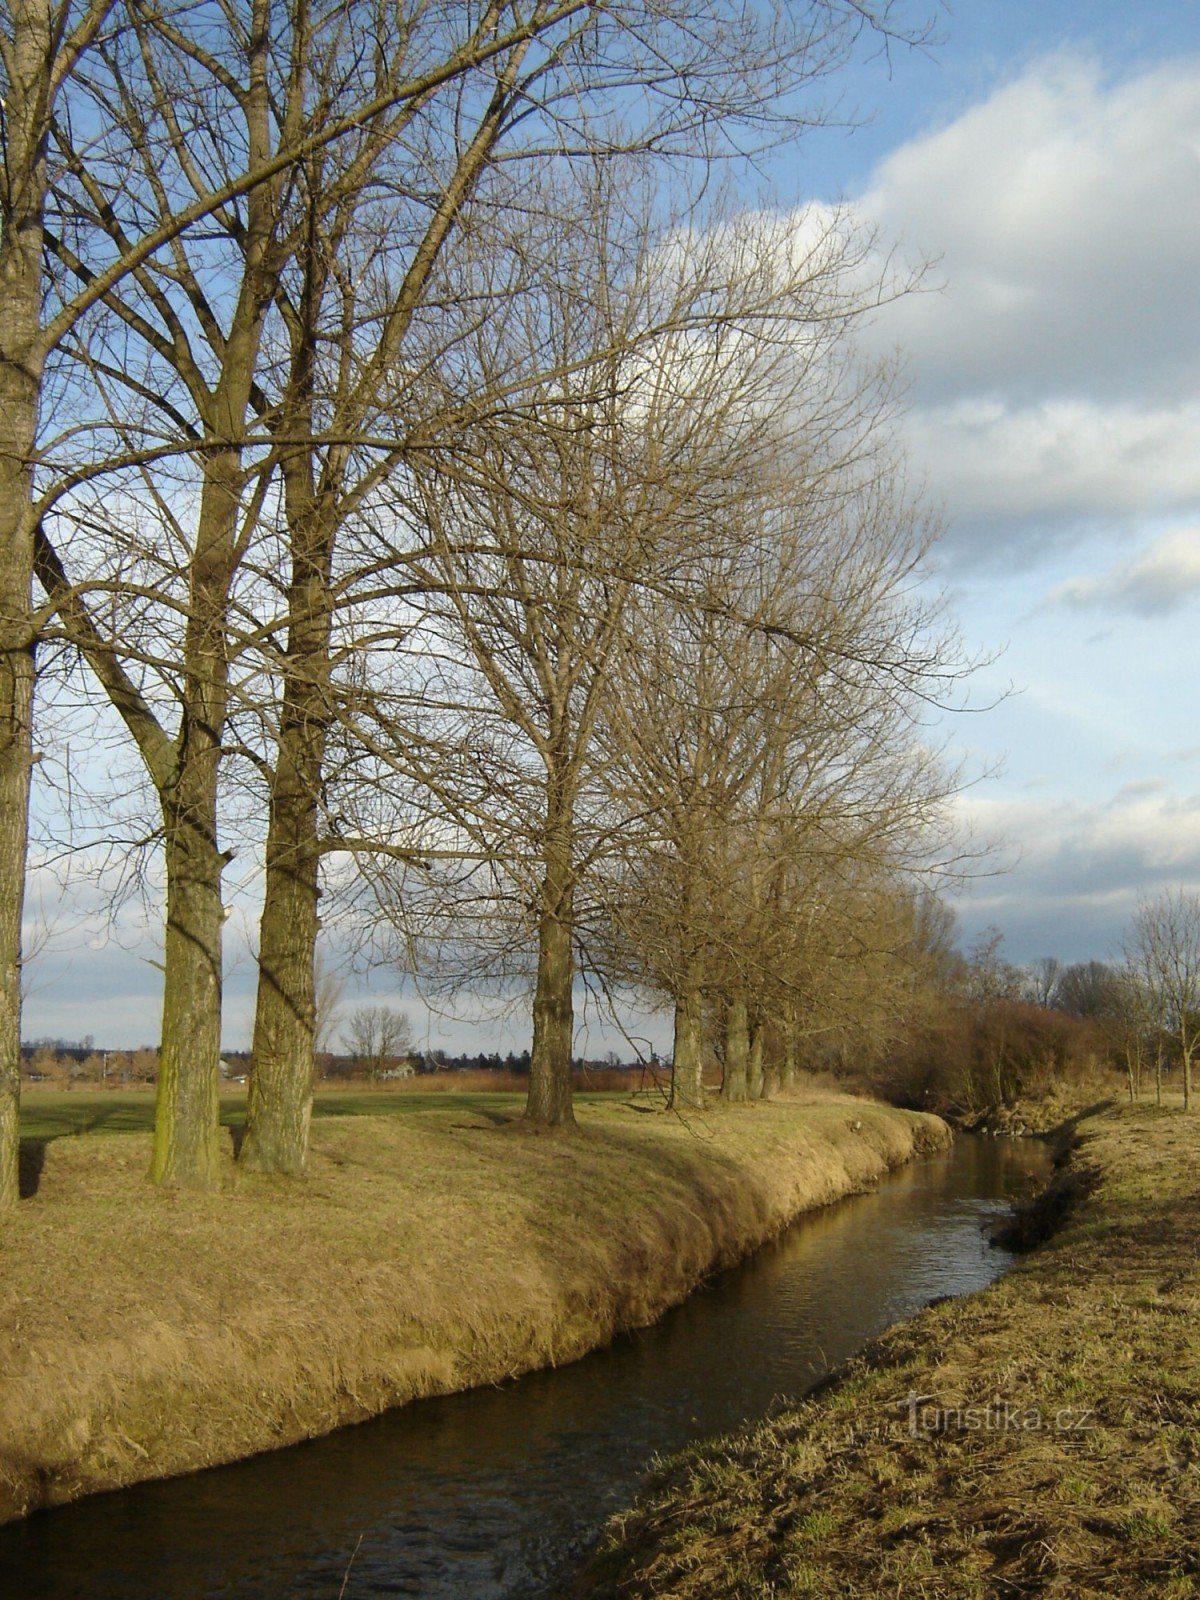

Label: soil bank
[0,1093,947,1524]
[579,1103,1200,1599]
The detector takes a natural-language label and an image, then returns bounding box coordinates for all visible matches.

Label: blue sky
[781,0,1200,202]
[22,1,1200,1049]
[791,1,1200,970]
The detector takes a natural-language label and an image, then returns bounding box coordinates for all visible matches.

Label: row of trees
[1,0,956,1202]
[876,892,1200,1118]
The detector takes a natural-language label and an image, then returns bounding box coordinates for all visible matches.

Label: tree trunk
[149,801,225,1188]
[148,450,240,1189]
[671,971,705,1111]
[722,993,749,1102]
[241,418,331,1174]
[1183,1037,1192,1112]
[242,776,319,1174]
[761,1029,780,1101]
[0,423,34,1206]
[0,3,48,1206]
[780,1010,798,1093]
[747,1013,765,1100]
[524,807,576,1129]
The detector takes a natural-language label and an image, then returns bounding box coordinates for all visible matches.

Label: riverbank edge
[0,1096,949,1525]
[575,1103,1200,1598]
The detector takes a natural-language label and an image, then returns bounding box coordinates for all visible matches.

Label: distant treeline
[19,1042,655,1086]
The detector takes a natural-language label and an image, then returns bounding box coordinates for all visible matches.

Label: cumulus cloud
[847,54,1200,565]
[862,55,1200,405]
[1048,529,1200,614]
[952,784,1200,959]
[905,402,1200,558]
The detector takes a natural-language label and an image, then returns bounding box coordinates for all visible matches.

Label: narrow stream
[0,1135,1052,1600]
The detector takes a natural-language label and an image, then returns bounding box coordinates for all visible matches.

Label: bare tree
[236,3,943,1165]
[1025,955,1062,1009]
[598,360,965,1110]
[0,0,119,1205]
[384,182,905,1127]
[1127,890,1200,1111]
[239,12,586,1175]
[342,1005,413,1081]
[312,952,345,1059]
[2,0,591,1199]
[1054,960,1120,1019]
[26,0,602,1191]
[1108,962,1157,1103]
[2,0,938,1197]
[963,928,1022,1007]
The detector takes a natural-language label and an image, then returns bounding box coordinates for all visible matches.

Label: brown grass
[0,1091,946,1524]
[580,1102,1200,1599]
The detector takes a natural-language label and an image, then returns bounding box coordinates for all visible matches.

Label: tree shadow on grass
[71,1105,131,1135]
[18,1106,135,1195]
[450,1108,517,1130]
[18,1138,47,1199]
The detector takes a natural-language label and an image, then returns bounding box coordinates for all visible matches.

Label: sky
[21,0,1200,1050]
[782,0,1200,968]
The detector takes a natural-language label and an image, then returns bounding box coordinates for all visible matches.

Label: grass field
[17,1087,536,1140]
[16,1081,656,1141]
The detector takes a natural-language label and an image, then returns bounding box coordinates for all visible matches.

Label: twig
[337,1533,364,1600]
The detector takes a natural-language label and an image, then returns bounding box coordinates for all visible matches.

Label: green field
[16,1089,542,1141]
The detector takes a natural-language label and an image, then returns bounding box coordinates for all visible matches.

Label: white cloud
[848,54,1200,565]
[1048,528,1200,614]
[908,401,1200,532]
[952,783,1200,959]
[863,55,1200,405]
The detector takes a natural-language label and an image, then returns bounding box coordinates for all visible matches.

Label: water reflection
[0,1136,1051,1600]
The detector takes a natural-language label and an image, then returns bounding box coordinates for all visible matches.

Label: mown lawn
[17,1087,543,1140]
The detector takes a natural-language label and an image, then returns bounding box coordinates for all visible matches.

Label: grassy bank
[581,1103,1200,1599]
[0,1092,947,1524]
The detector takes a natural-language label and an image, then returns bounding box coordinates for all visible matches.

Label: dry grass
[580,1103,1200,1599]
[0,1091,946,1524]
[971,1074,1127,1136]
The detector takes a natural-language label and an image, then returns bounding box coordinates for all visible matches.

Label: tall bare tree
[3,0,937,1196]
[342,1004,412,1080]
[27,1,610,1187]
[385,187,898,1127]
[1128,890,1200,1111]
[599,371,962,1110]
[3,0,593,1199]
[236,2,943,1165]
[0,0,118,1205]
[1025,956,1062,1009]
[4,0,588,1196]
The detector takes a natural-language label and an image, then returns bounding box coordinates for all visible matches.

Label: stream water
[0,1134,1053,1600]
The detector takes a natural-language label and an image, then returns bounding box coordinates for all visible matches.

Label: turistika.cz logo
[900,1393,1096,1438]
